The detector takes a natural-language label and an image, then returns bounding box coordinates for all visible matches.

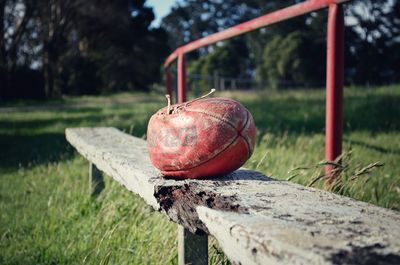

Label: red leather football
[147,96,256,179]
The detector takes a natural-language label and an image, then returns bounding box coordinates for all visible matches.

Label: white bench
[66,127,400,265]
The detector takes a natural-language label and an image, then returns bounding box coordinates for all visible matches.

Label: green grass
[1,85,399,264]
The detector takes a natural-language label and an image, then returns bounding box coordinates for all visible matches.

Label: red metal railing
[164,0,350,180]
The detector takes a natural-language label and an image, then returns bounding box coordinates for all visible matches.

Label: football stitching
[239,110,252,157]
[152,110,238,172]
[185,109,237,130]
[162,135,240,172]
[173,108,252,170]
[158,105,253,175]
[162,113,253,173]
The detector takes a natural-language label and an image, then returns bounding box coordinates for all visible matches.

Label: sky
[146,1,368,31]
[146,0,179,27]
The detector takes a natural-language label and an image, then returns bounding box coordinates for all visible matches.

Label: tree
[345,0,400,84]
[1,0,169,100]
[162,0,259,58]
[188,38,249,76]
[68,0,168,93]
[187,38,250,89]
[254,2,327,88]
[162,0,327,89]
[0,0,45,100]
[0,0,36,69]
[163,0,400,88]
[37,0,77,97]
[257,30,325,89]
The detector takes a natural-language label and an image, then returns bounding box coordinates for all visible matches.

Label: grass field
[1,85,399,264]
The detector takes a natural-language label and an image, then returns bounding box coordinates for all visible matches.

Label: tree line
[162,0,400,89]
[1,0,399,100]
[0,0,168,99]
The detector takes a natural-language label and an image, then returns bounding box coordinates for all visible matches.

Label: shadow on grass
[0,112,150,132]
[0,111,150,170]
[0,132,73,170]
[245,93,400,135]
[344,137,400,155]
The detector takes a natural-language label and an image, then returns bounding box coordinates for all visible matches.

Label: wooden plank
[197,206,400,265]
[66,127,162,209]
[66,127,400,265]
[178,226,208,265]
[89,162,105,196]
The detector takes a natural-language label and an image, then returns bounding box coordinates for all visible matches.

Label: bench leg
[89,163,105,196]
[178,225,208,265]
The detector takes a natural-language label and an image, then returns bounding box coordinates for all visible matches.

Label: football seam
[239,110,252,158]
[159,107,252,173]
[162,135,240,172]
[184,109,237,130]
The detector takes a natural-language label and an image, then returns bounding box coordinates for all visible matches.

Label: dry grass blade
[255,151,268,169]
[354,162,384,177]
[286,173,300,181]
[318,160,345,169]
[307,172,326,187]
[287,166,312,181]
[289,166,311,172]
[99,251,112,265]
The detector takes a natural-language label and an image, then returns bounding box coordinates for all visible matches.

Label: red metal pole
[325,3,344,179]
[165,69,173,102]
[177,53,187,103]
[164,0,351,68]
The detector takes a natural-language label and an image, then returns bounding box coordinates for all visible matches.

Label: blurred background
[1,0,399,100]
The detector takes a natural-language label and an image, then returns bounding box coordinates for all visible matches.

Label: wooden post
[89,163,105,196]
[231,79,236,90]
[178,226,208,265]
[220,78,225,91]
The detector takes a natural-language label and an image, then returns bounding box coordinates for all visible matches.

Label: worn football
[147,94,256,179]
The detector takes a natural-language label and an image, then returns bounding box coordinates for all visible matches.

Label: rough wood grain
[66,127,400,265]
[66,127,163,209]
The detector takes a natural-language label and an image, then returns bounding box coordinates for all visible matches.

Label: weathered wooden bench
[66,127,400,265]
